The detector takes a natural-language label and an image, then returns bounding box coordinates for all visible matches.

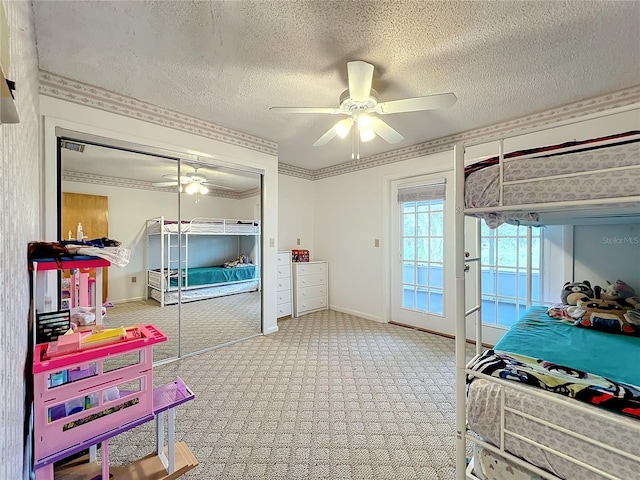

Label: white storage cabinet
[293,261,328,317]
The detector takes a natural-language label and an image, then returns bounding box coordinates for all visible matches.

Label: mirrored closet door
[58,137,263,362]
[178,161,263,356]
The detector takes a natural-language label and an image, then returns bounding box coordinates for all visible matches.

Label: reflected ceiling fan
[270,61,457,159]
[152,165,234,195]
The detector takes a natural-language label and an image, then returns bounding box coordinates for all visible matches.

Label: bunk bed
[146,216,260,307]
[453,107,640,480]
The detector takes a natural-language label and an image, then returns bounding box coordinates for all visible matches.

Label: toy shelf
[32,324,198,480]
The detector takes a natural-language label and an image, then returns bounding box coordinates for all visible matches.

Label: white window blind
[397,180,446,203]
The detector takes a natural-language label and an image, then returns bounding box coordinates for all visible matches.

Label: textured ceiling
[33,1,640,171]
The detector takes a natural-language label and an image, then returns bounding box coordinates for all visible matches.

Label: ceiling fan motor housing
[339,88,379,114]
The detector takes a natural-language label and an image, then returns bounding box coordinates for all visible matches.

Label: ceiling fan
[152,165,234,195]
[269,61,457,158]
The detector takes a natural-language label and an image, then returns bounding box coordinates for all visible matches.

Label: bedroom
[3,1,640,479]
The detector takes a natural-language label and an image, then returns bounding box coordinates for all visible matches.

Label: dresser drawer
[297,296,327,314]
[277,252,291,265]
[277,289,291,304]
[296,273,326,288]
[277,265,291,278]
[296,285,326,302]
[277,302,292,317]
[295,262,326,276]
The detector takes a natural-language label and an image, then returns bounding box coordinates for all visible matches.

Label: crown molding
[312,85,640,180]
[39,70,278,157]
[62,170,244,200]
[41,70,639,182]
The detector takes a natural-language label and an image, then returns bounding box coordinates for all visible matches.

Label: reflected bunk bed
[146,216,260,307]
[453,107,640,480]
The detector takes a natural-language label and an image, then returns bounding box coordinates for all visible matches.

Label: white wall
[574,223,640,294]
[314,150,454,322]
[0,1,39,478]
[41,96,280,334]
[63,180,258,302]
[277,174,315,254]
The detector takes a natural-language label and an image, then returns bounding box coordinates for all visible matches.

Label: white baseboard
[264,325,279,334]
[329,305,385,323]
[110,296,145,304]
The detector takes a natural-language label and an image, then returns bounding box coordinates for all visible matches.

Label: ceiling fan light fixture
[356,114,375,142]
[185,182,199,195]
[334,118,353,139]
[199,184,209,195]
[359,127,376,143]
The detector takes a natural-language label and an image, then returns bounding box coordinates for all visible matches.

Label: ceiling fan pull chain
[351,127,356,160]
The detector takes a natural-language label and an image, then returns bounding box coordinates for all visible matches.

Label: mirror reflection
[59,140,262,362]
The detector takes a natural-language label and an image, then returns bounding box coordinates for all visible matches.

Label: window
[480,223,541,327]
[399,182,445,315]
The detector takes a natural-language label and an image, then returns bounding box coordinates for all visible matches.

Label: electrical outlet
[131,276,137,283]
[269,237,275,247]
[374,239,380,247]
[297,238,301,245]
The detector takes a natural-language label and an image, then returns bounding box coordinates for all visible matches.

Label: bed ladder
[167,232,187,287]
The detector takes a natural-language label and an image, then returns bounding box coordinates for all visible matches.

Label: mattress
[146,218,260,235]
[494,306,640,388]
[468,379,640,480]
[464,133,640,227]
[168,265,256,288]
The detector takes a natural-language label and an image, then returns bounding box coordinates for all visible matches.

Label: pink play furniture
[33,324,167,479]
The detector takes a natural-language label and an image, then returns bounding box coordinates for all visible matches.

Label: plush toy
[574,297,640,336]
[595,280,637,306]
[613,280,637,299]
[561,280,594,305]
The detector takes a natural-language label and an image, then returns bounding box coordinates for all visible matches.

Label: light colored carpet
[103,291,261,360]
[105,310,471,479]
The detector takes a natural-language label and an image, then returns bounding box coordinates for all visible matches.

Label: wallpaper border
[40,71,639,182]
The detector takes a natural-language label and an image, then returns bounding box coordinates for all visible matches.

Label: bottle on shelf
[76,223,83,242]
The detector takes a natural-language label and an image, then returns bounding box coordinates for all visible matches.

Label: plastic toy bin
[33,324,167,464]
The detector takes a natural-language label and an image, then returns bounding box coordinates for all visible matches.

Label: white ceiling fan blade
[347,61,374,102]
[163,174,192,184]
[313,124,340,146]
[371,117,404,144]
[152,181,179,187]
[375,92,457,114]
[269,106,345,114]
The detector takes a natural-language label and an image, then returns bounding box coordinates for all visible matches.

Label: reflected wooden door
[62,193,109,302]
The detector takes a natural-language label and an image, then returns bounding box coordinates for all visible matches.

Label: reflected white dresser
[276,251,293,318]
[293,261,328,317]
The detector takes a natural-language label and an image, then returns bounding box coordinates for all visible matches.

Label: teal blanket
[495,306,640,387]
[169,266,256,288]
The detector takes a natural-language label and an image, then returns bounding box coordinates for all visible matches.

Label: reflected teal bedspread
[169,266,256,288]
[494,305,640,387]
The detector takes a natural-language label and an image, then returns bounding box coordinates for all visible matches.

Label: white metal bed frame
[453,104,640,480]
[145,215,261,307]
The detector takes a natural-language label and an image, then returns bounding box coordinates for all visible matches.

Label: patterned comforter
[468,349,640,419]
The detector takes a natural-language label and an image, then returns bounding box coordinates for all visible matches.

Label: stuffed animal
[595,280,637,306]
[561,281,594,305]
[574,297,639,335]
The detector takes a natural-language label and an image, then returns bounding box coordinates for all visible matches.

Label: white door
[390,173,455,335]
